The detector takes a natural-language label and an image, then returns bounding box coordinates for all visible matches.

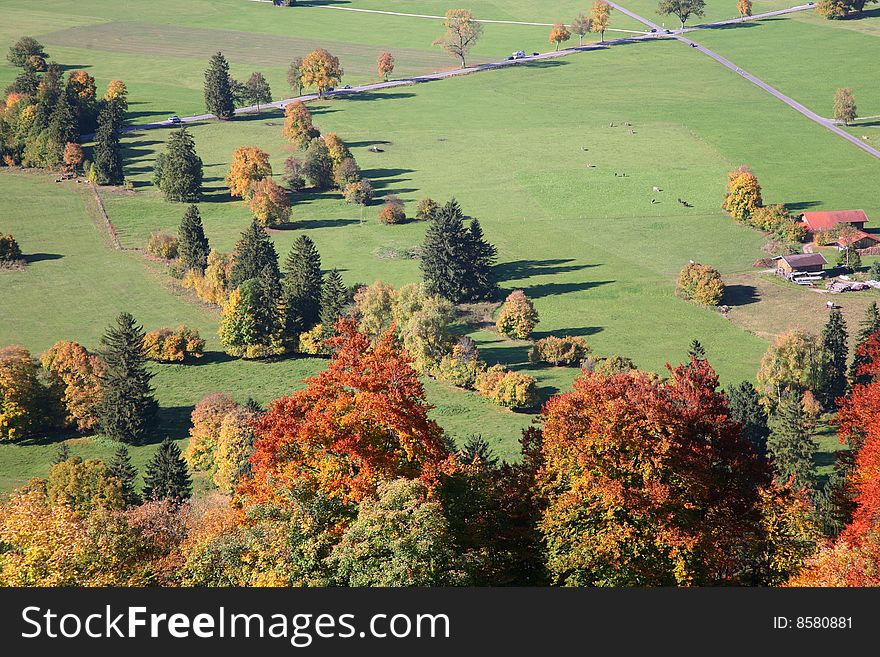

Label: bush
[185,393,241,472]
[143,326,205,362]
[334,157,361,188]
[415,197,439,221]
[434,337,481,388]
[869,261,880,280]
[377,195,406,224]
[587,354,637,376]
[496,290,539,340]
[249,177,291,226]
[146,232,179,260]
[475,364,539,409]
[181,250,230,306]
[676,261,724,306]
[529,335,590,367]
[282,156,306,192]
[343,179,374,206]
[298,324,329,355]
[0,233,23,262]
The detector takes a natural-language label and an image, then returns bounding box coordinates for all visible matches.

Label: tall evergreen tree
[47,93,78,151]
[96,312,158,444]
[52,442,70,465]
[177,205,210,273]
[726,381,770,457]
[817,308,848,408]
[282,235,323,336]
[108,445,141,506]
[142,438,192,502]
[767,393,818,495]
[464,218,498,301]
[849,302,880,386]
[229,221,280,289]
[319,268,347,331]
[153,127,203,202]
[91,104,123,185]
[421,199,473,303]
[252,264,285,344]
[204,52,235,120]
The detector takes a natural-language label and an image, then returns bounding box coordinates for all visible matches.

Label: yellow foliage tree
[282,101,319,149]
[590,1,613,42]
[676,261,725,306]
[249,177,291,226]
[225,146,272,199]
[549,23,572,50]
[40,340,105,432]
[300,49,343,98]
[496,290,539,340]
[722,165,763,221]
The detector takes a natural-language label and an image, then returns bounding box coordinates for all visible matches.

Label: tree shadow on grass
[340,91,416,102]
[348,139,392,148]
[532,326,603,340]
[24,253,63,264]
[15,429,79,448]
[722,284,760,306]
[156,405,196,442]
[516,279,614,299]
[495,258,598,282]
[274,217,361,230]
[477,342,532,367]
[784,200,823,212]
[186,350,236,367]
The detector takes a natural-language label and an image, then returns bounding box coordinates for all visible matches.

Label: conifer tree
[47,93,78,153]
[177,205,210,273]
[726,381,770,457]
[92,104,123,185]
[52,442,70,465]
[142,438,192,502]
[817,308,848,408]
[252,264,285,344]
[229,221,280,289]
[688,338,707,362]
[108,445,141,506]
[767,393,818,494]
[465,218,498,301]
[319,268,347,332]
[421,199,473,303]
[204,52,235,120]
[153,127,203,202]
[96,312,158,444]
[849,302,880,386]
[283,235,323,336]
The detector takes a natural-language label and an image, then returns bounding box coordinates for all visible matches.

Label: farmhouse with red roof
[800,210,879,250]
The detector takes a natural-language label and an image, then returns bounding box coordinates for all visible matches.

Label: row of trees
[549,3,614,50]
[817,0,878,19]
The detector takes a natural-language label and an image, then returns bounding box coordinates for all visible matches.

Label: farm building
[800,210,878,249]
[774,252,827,277]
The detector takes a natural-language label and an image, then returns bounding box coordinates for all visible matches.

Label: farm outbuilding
[774,252,827,276]
[800,210,869,233]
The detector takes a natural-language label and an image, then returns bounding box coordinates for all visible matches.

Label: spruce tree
[320,268,347,331]
[849,302,880,387]
[142,438,192,502]
[47,93,78,151]
[229,221,280,289]
[817,308,848,408]
[96,312,158,444]
[204,52,235,120]
[92,104,123,185]
[153,127,203,202]
[177,205,210,273]
[465,218,498,301]
[726,381,770,457]
[421,199,472,303]
[767,393,818,495]
[108,446,141,506]
[252,264,285,344]
[282,234,323,336]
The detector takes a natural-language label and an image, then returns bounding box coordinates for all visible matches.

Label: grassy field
[2,0,878,494]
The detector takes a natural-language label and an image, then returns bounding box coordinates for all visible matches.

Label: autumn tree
[282,101,320,149]
[62,141,84,173]
[767,393,818,494]
[301,49,343,98]
[153,127,203,202]
[143,438,192,503]
[722,165,762,221]
[184,392,241,472]
[229,220,280,289]
[833,87,857,125]
[549,23,572,50]
[287,57,304,95]
[590,0,613,42]
[726,381,770,457]
[177,205,210,273]
[283,156,307,192]
[108,446,141,506]
[302,137,334,190]
[571,14,592,46]
[496,290,539,340]
[40,340,105,432]
[244,72,272,112]
[249,177,291,226]
[377,52,395,81]
[756,330,822,407]
[676,261,725,305]
[240,321,450,508]
[817,308,849,409]
[47,456,124,512]
[0,346,60,442]
[103,80,129,115]
[213,405,258,494]
[377,195,406,224]
[433,9,484,67]
[283,234,323,337]
[539,359,769,586]
[226,145,271,199]
[7,36,47,69]
[91,104,123,185]
[204,52,235,120]
[737,0,753,18]
[658,0,706,28]
[849,302,880,386]
[219,270,286,359]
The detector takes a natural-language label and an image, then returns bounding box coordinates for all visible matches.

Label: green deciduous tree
[302,137,334,190]
[244,72,272,112]
[658,0,706,28]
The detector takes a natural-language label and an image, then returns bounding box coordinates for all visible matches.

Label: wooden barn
[800,210,879,249]
[774,252,828,277]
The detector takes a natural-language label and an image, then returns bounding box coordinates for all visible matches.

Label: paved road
[604,1,880,160]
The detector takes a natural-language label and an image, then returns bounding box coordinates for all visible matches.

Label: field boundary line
[87,182,129,251]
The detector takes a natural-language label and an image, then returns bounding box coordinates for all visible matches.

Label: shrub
[676,261,725,306]
[475,364,539,409]
[588,354,637,376]
[496,290,539,340]
[0,233,23,262]
[529,335,590,366]
[298,324,329,355]
[143,326,205,363]
[435,337,481,388]
[184,392,241,472]
[333,157,361,188]
[343,179,373,205]
[415,197,439,221]
[377,195,406,224]
[146,232,179,260]
[869,261,880,280]
[181,250,231,306]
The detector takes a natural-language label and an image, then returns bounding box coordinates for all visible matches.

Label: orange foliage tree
[249,177,291,226]
[62,142,84,173]
[67,70,96,102]
[225,146,272,198]
[282,101,319,149]
[40,341,105,432]
[300,49,343,98]
[549,23,572,50]
[240,320,451,508]
[377,52,395,81]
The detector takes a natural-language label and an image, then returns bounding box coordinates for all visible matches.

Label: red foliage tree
[240,320,451,507]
